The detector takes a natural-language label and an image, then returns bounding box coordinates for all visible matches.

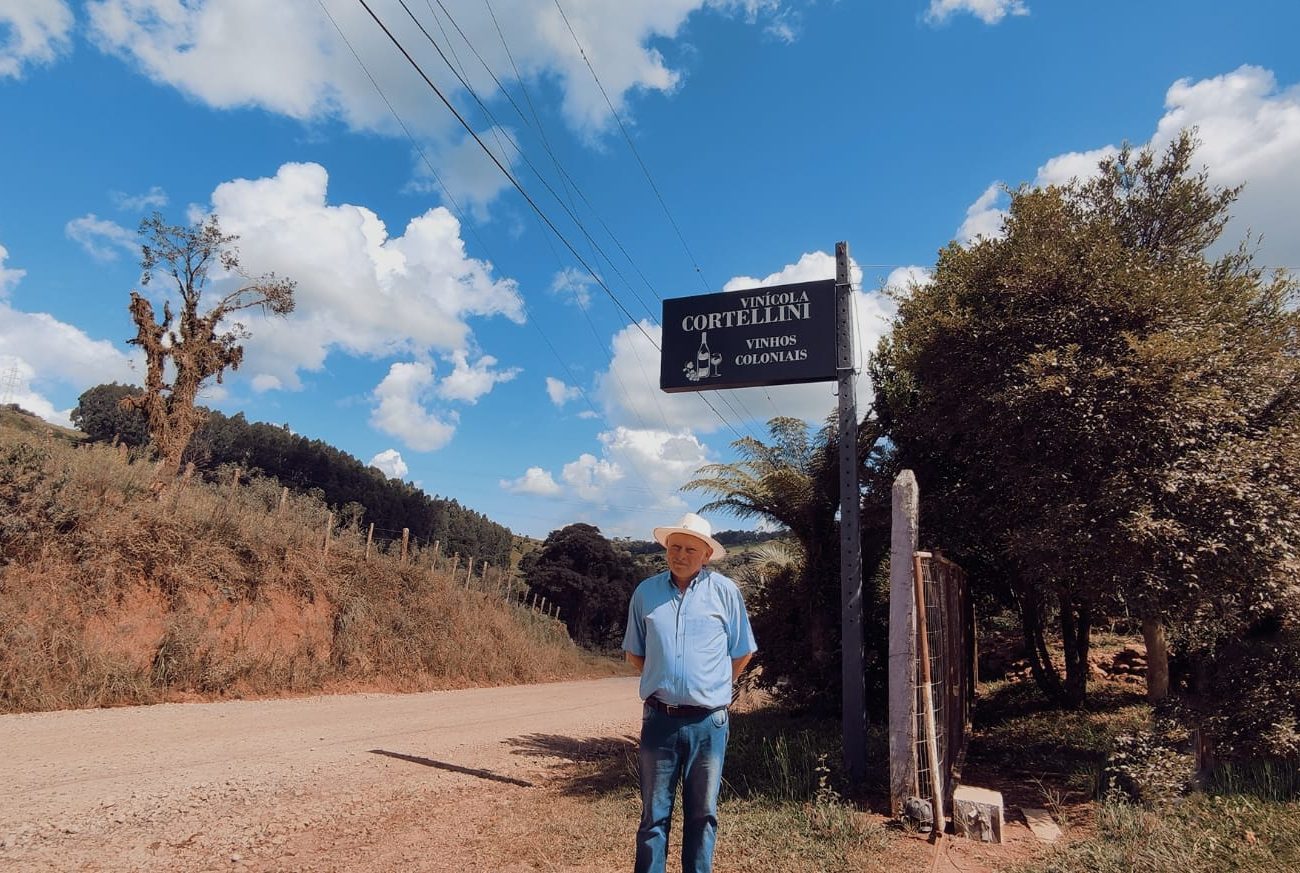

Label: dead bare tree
[122,212,295,472]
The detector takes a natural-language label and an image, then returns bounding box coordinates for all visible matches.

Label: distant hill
[617,528,788,556]
[0,404,83,443]
[70,385,514,568]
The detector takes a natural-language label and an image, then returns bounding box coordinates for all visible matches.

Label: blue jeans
[634,703,729,873]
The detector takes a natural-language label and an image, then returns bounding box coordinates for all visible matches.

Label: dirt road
[1,677,643,872]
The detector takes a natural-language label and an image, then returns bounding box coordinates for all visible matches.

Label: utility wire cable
[551,0,711,293]
[322,0,673,500]
[359,0,746,440]
[427,0,767,442]
[398,0,664,331]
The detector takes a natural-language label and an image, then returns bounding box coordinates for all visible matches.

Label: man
[623,512,756,873]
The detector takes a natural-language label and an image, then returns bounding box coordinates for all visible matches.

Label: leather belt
[644,696,721,718]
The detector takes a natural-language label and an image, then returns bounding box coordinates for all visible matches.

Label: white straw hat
[652,512,727,561]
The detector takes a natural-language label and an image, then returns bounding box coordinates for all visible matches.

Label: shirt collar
[667,568,707,592]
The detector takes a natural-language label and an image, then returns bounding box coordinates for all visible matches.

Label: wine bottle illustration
[696,332,712,379]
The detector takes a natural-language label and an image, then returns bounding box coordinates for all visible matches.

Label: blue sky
[1,0,1296,539]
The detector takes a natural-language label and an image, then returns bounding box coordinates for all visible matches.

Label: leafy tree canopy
[71,383,149,446]
[873,130,1300,709]
[521,523,645,649]
[123,212,295,471]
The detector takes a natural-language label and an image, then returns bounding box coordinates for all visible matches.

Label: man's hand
[730,653,753,682]
[625,651,645,674]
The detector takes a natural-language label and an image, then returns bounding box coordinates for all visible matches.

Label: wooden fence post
[449,554,459,583]
[465,556,475,589]
[227,467,241,504]
[278,486,289,516]
[323,512,334,560]
[365,523,375,561]
[431,540,441,569]
[401,528,410,564]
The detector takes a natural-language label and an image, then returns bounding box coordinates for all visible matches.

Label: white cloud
[595,251,896,433]
[250,374,281,393]
[85,0,791,144]
[0,243,25,298]
[436,349,520,404]
[955,66,1300,269]
[562,452,624,501]
[204,161,523,391]
[883,265,934,293]
[0,244,139,426]
[0,355,69,425]
[550,426,709,537]
[722,249,862,292]
[1150,66,1300,269]
[65,214,138,262]
[0,0,74,79]
[500,466,562,496]
[546,375,582,406]
[925,0,1028,26]
[1033,146,1121,188]
[409,125,522,222]
[111,186,169,212]
[370,362,457,452]
[550,266,597,308]
[369,448,408,480]
[956,183,1007,245]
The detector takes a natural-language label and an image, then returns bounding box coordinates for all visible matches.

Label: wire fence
[912,551,975,813]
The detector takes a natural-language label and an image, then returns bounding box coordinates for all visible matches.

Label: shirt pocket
[685,615,725,652]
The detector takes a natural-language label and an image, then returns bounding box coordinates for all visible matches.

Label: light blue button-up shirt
[622,568,757,710]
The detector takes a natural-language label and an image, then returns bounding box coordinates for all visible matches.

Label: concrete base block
[953,785,1003,843]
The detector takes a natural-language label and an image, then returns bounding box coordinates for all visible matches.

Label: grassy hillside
[0,404,83,443]
[0,423,620,714]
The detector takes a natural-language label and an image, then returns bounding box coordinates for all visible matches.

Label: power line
[357,0,750,441]
[319,0,690,502]
[551,0,711,293]
[548,0,782,434]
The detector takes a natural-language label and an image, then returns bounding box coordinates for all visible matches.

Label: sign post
[659,240,866,785]
[836,241,867,785]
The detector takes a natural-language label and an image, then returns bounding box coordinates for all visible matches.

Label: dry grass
[0,428,619,713]
[489,707,895,873]
[1013,794,1300,873]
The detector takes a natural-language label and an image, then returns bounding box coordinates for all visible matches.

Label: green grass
[1014,795,1300,873]
[969,678,1150,793]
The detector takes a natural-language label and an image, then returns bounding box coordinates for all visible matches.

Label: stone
[953,785,1003,843]
[1020,806,1063,843]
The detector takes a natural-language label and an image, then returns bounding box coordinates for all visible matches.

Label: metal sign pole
[836,241,866,784]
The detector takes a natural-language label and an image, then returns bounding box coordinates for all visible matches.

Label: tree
[684,415,893,712]
[71,383,149,446]
[520,523,644,648]
[122,213,295,471]
[873,131,1300,708]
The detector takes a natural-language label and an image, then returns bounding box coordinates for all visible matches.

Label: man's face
[665,532,709,581]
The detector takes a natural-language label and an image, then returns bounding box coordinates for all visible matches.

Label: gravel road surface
[1,677,642,872]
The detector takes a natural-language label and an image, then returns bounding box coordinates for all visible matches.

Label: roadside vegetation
[0,420,616,714]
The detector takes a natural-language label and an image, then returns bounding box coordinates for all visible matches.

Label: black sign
[659,279,837,393]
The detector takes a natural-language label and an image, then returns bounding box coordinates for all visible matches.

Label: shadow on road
[505,733,639,797]
[369,749,534,787]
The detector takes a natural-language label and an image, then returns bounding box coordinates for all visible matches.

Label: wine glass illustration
[710,353,722,378]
